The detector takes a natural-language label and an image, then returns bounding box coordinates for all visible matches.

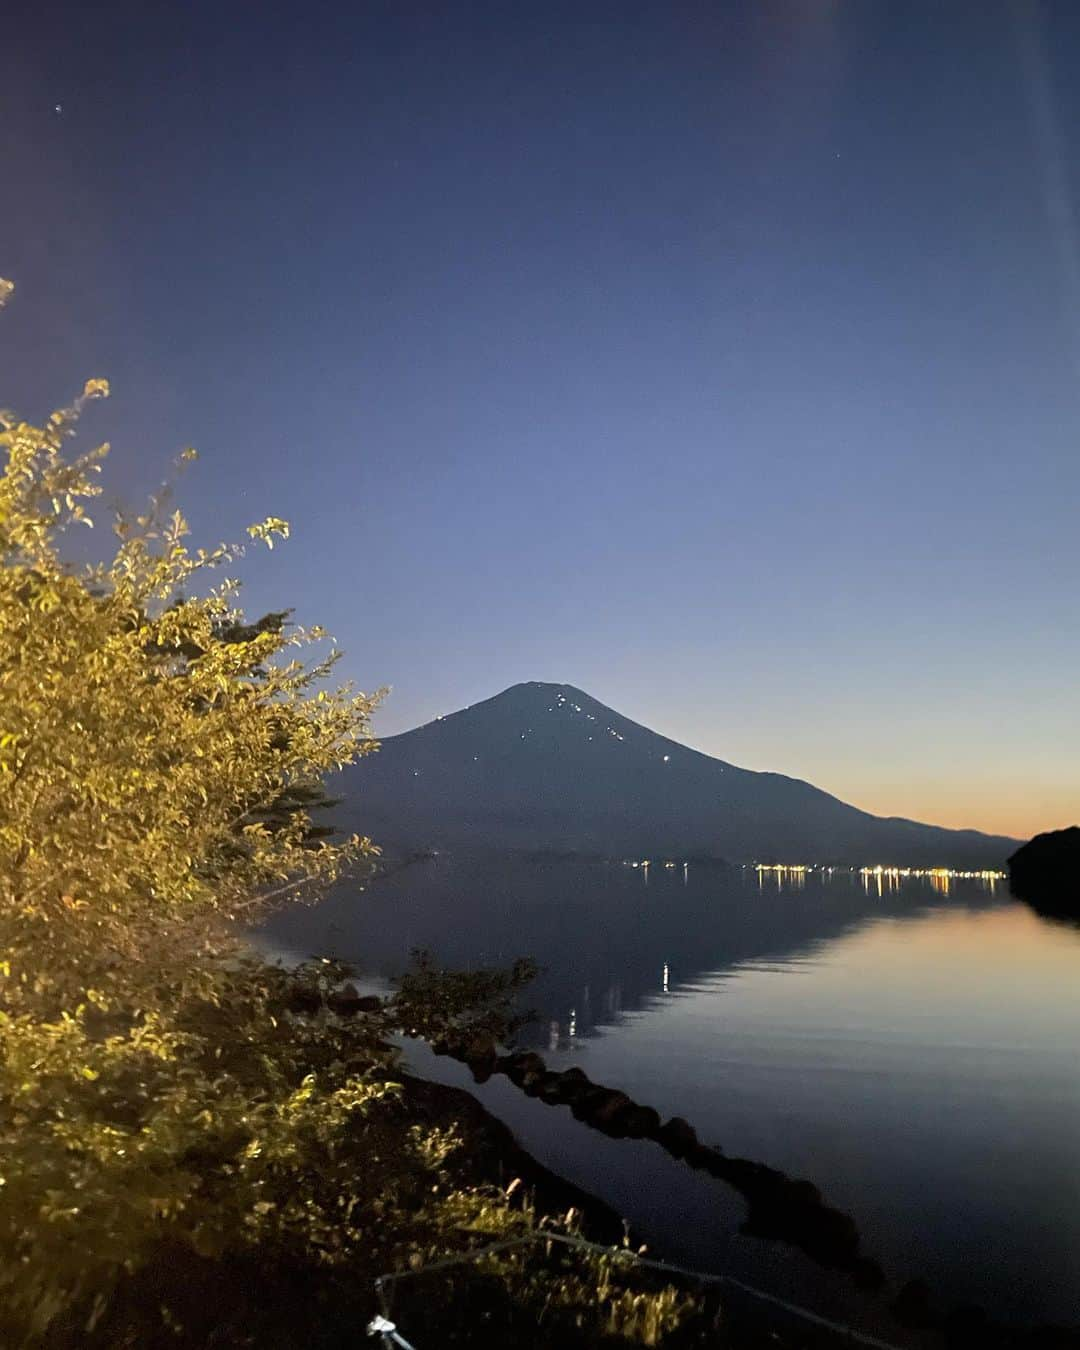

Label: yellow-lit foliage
[0,277,412,1340]
[0,282,694,1347]
[0,370,380,1002]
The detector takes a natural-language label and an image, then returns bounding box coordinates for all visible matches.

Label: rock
[849,1256,886,1291]
[796,1205,860,1264]
[500,1051,546,1087]
[463,1036,497,1084]
[719,1158,773,1191]
[891,1279,936,1329]
[786,1178,823,1207]
[327,984,383,1015]
[463,1034,497,1067]
[693,1145,738,1179]
[453,1032,475,1060]
[447,1029,474,1059]
[657,1116,697,1157]
[617,1104,661,1139]
[485,1049,877,1288]
[326,982,359,1011]
[570,1085,614,1122]
[942,1304,991,1349]
[431,1029,465,1058]
[535,1072,570,1104]
[520,1069,547,1096]
[287,987,322,1015]
[1009,826,1080,918]
[547,1067,592,1105]
[683,1143,720,1171]
[582,1090,634,1134]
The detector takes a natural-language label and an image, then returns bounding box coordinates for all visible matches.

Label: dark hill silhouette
[334,682,1017,867]
[1008,826,1080,920]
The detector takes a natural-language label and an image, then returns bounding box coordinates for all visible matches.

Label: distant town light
[752,863,1005,882]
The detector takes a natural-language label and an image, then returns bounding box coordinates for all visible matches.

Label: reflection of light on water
[568,1007,577,1038]
[662,962,669,993]
[753,863,817,893]
[758,862,1004,897]
[617,860,1003,900]
[857,865,1005,881]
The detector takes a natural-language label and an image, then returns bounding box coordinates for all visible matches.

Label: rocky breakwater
[293,983,1080,1348]
[430,1032,882,1290]
[433,1036,1080,1347]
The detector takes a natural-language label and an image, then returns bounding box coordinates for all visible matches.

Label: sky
[2,0,1078,840]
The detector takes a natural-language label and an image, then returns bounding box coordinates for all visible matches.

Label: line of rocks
[285,986,874,1282]
[430,1033,884,1290]
[440,1041,1080,1347]
[302,991,1080,1348]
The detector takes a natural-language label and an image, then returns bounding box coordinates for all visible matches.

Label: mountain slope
[334,682,1017,867]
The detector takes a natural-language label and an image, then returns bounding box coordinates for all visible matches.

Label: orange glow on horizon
[657,718,1078,847]
[846,786,1078,845]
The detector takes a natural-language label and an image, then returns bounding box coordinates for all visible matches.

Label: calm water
[262,859,1080,1332]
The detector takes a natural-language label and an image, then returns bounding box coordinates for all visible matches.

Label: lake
[261,858,1080,1335]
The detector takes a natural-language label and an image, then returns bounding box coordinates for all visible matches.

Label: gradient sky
[2,0,1078,839]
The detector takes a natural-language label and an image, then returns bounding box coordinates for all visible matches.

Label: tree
[0,281,692,1348]
[0,397,381,1003]
[0,276,402,1337]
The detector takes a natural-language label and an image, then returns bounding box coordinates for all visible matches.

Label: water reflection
[259,859,1080,1328]
[262,857,1006,1048]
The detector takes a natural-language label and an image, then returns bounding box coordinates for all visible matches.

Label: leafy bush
[0,280,697,1347]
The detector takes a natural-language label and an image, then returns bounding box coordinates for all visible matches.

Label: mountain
[333,682,1018,868]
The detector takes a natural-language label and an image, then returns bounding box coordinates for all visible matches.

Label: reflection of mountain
[260,858,1007,1046]
[334,682,1017,868]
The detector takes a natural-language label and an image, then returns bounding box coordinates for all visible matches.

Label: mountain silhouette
[334,682,1017,867]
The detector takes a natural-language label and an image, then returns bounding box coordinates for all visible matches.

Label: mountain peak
[449,681,612,725]
[496,680,596,703]
[339,684,1018,867]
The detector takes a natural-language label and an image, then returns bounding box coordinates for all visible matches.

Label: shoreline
[403,1069,905,1350]
[397,1071,629,1246]
[273,868,1080,1349]
[406,1055,1080,1350]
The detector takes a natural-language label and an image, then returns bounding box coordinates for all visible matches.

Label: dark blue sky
[3,0,1078,836]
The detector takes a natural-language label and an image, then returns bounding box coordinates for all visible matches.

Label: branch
[231,873,321,914]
